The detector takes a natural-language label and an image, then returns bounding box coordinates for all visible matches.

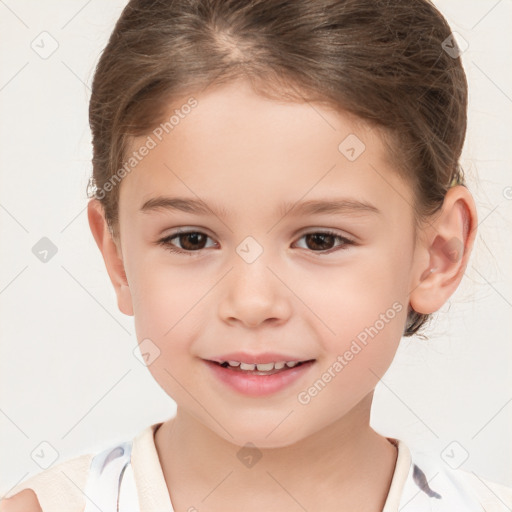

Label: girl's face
[116,79,420,447]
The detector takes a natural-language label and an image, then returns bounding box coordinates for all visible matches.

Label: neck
[154,393,398,511]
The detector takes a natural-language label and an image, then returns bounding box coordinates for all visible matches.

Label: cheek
[292,256,410,388]
[292,255,407,335]
[129,255,202,333]
[130,264,205,400]
[296,300,406,416]
[129,260,213,376]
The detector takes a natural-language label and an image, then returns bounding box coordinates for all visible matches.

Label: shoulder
[1,452,93,512]
[0,423,164,512]
[404,444,512,511]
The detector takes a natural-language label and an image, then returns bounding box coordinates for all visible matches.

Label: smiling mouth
[209,359,316,376]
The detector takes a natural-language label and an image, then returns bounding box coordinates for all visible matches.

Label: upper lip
[205,351,315,364]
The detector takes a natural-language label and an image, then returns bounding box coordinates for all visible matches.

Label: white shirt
[3,421,512,511]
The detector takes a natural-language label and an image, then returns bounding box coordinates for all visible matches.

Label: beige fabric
[2,452,92,511]
[2,422,511,511]
[130,423,174,510]
[382,437,410,512]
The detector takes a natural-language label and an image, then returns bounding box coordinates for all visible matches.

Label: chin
[213,416,310,450]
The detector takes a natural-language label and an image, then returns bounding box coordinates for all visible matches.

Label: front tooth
[256,363,275,371]
[240,362,256,370]
[228,361,241,367]
[286,361,297,367]
[274,362,285,370]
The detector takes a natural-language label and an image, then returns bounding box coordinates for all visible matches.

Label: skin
[0,490,41,512]
[4,78,477,511]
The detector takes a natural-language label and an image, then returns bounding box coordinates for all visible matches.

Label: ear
[87,199,134,316]
[409,185,478,315]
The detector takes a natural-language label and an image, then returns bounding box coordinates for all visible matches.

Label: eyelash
[157,229,355,256]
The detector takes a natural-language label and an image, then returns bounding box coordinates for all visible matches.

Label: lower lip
[204,360,316,397]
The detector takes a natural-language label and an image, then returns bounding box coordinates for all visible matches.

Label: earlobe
[409,185,477,316]
[87,199,134,316]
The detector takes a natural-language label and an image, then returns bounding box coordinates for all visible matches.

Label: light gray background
[1,0,511,496]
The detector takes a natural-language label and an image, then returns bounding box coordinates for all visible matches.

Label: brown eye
[158,231,215,255]
[175,232,208,250]
[304,233,336,251]
[294,231,355,253]
[157,229,355,257]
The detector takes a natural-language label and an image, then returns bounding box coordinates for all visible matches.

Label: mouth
[202,352,317,396]
[204,357,316,396]
[208,359,316,376]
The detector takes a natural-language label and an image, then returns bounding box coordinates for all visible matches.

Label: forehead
[119,80,413,224]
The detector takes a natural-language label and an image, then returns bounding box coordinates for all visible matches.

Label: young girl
[2,0,511,510]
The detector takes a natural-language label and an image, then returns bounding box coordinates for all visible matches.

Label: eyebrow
[140,196,381,218]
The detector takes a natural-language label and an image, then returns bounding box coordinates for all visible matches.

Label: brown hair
[87,0,469,338]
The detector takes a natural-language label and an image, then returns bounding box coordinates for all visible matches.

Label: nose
[217,251,292,329]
